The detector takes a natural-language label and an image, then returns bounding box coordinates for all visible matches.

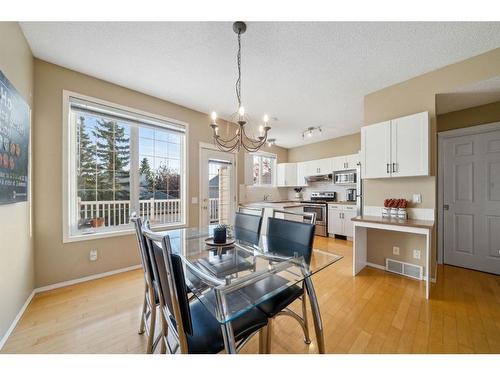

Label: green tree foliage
[92,119,130,199]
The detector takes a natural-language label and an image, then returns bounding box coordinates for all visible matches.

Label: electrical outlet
[89,249,98,262]
[413,249,421,260]
[413,194,422,204]
[392,246,400,255]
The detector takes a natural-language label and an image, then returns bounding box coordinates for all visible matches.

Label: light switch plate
[412,194,422,204]
[90,249,98,262]
[393,246,400,255]
[413,249,421,260]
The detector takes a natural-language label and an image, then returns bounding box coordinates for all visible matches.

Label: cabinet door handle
[386,163,390,173]
[392,163,396,173]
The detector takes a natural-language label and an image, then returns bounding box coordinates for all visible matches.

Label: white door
[391,112,429,177]
[443,128,500,274]
[362,120,392,179]
[200,148,236,227]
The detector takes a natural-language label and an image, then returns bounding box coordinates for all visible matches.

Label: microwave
[334,171,356,184]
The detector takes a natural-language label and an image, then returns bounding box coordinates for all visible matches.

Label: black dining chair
[233,211,263,247]
[255,216,316,353]
[142,225,269,354]
[131,214,160,354]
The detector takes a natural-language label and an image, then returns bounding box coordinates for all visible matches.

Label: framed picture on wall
[0,70,30,204]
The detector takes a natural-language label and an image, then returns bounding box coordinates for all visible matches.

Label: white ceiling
[20,22,500,148]
[436,76,500,115]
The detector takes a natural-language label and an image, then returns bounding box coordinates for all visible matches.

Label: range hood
[305,173,332,182]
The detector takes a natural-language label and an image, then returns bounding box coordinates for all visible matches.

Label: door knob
[443,204,449,210]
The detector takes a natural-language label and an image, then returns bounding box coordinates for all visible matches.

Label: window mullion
[130,126,140,215]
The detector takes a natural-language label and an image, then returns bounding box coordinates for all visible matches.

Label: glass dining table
[155,225,343,354]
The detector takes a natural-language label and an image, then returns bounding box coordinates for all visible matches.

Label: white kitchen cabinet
[361,111,429,179]
[390,112,429,177]
[362,120,392,178]
[296,162,309,186]
[342,206,357,237]
[276,163,298,187]
[333,153,360,171]
[306,157,335,176]
[328,205,343,235]
[328,204,357,238]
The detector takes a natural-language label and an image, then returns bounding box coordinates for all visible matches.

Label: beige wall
[33,59,287,287]
[287,132,360,162]
[363,47,500,276]
[0,23,35,341]
[437,100,500,133]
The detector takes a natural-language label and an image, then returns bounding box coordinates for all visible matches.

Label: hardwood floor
[2,236,499,354]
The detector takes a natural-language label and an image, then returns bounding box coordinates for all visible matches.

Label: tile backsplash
[239,180,356,204]
[286,180,356,201]
[239,184,288,203]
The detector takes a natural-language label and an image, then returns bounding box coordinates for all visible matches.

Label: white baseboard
[0,290,35,351]
[1,264,142,351]
[35,264,142,293]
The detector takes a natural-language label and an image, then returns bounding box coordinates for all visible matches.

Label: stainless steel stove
[301,192,337,237]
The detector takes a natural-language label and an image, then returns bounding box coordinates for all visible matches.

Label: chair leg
[146,303,156,354]
[138,286,147,334]
[301,290,312,344]
[265,318,273,354]
[258,326,268,354]
[159,314,168,354]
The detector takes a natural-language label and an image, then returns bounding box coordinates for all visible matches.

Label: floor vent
[385,258,423,280]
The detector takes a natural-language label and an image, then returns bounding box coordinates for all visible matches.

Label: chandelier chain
[235,31,242,107]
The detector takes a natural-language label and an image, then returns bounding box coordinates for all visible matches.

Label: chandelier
[209,21,272,152]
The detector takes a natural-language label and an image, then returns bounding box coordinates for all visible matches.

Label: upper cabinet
[333,153,360,171]
[361,111,429,179]
[276,163,299,187]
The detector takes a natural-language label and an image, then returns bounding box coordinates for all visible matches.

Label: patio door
[199,147,236,227]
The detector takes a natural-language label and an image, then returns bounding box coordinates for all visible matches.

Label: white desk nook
[352,216,435,299]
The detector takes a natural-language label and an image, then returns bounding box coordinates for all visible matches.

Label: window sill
[63,222,187,243]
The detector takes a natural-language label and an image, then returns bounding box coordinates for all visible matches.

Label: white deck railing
[79,198,181,227]
[209,197,219,223]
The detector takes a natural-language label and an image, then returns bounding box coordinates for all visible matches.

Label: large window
[65,94,186,240]
[252,153,276,186]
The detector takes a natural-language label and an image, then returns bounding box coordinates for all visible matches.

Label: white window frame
[249,151,277,187]
[62,90,189,243]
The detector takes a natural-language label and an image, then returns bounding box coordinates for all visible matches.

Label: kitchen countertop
[352,215,434,229]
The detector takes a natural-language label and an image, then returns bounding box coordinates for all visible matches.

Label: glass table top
[155,226,343,323]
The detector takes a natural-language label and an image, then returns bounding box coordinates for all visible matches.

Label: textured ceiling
[20,22,500,148]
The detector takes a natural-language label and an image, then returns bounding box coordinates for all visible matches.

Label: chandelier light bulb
[211,111,217,122]
[263,114,269,123]
[259,125,264,135]
[238,106,245,117]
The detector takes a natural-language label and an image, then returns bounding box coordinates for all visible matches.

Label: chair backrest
[266,217,315,264]
[237,205,264,216]
[130,214,154,285]
[142,227,193,344]
[272,209,316,224]
[234,212,263,246]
